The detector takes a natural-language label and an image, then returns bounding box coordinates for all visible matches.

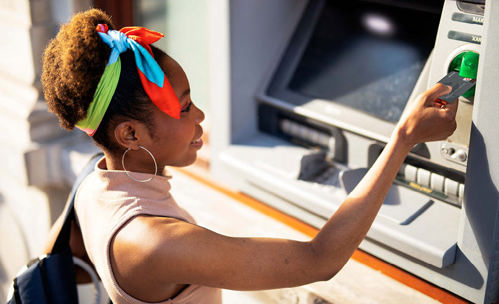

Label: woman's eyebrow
[179,89,190,102]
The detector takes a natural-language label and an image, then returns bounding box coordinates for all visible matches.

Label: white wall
[0,0,95,299]
[135,0,210,114]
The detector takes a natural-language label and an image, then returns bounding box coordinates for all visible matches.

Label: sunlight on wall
[135,0,210,114]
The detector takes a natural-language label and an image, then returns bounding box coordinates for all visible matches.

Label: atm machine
[211,0,499,303]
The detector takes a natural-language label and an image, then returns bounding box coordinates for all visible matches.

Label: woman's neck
[102,152,122,171]
[103,151,163,176]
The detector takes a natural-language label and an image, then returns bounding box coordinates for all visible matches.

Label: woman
[42,9,457,304]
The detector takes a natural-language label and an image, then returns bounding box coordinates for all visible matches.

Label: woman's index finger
[426,83,453,102]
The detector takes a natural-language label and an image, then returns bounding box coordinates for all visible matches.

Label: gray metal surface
[211,0,499,302]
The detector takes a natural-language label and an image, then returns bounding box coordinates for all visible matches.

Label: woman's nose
[194,104,205,124]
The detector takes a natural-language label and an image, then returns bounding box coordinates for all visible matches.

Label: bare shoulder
[110,215,191,302]
[112,215,188,255]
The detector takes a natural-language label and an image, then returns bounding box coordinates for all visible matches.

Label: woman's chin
[171,153,199,168]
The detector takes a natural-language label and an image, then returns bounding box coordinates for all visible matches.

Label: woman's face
[143,55,205,168]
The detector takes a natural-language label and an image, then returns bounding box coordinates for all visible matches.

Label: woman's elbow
[307,242,344,282]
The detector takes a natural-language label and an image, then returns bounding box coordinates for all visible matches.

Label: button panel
[417,168,431,187]
[397,163,465,207]
[403,164,418,182]
[445,178,460,196]
[441,142,469,166]
[431,173,445,192]
[459,183,465,199]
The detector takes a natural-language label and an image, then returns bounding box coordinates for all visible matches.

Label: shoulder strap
[51,152,104,254]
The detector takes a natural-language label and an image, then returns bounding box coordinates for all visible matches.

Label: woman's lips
[190,138,203,149]
[191,127,203,149]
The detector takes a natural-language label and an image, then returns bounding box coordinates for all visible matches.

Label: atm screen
[288,1,442,122]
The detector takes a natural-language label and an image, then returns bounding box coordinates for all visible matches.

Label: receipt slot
[210,0,499,303]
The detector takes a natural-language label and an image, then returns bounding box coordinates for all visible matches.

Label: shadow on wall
[0,258,6,302]
[0,192,8,301]
[465,123,499,301]
[0,192,31,300]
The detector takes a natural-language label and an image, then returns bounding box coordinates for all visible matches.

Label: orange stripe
[174,167,470,304]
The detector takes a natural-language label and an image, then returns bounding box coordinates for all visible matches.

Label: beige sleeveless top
[75,157,222,304]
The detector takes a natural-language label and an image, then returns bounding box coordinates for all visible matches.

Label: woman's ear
[114,120,149,150]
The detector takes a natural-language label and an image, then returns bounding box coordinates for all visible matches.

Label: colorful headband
[76,24,180,136]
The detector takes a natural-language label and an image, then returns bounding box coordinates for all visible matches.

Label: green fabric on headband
[75,58,121,136]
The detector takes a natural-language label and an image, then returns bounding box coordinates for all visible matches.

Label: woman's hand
[394,83,458,148]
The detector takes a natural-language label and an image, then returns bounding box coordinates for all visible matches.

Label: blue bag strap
[51,152,104,254]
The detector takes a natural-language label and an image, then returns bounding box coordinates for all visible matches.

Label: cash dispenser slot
[258,103,347,163]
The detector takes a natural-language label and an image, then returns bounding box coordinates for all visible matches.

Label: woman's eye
[181,101,193,113]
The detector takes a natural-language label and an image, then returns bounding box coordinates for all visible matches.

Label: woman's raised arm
[110,83,457,299]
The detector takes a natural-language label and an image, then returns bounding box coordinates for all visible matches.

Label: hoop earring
[121,145,158,183]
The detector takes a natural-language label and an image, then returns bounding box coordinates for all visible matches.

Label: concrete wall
[0,0,211,299]
[135,0,210,114]
[0,0,96,299]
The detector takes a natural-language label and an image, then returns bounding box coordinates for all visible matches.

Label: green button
[448,51,479,98]
[460,51,479,79]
